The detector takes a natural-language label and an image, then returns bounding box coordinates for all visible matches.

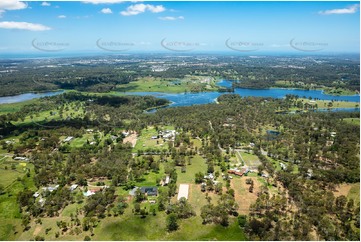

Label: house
[228,167,249,177]
[164,176,170,185]
[33,192,40,198]
[151,136,158,140]
[83,190,96,197]
[280,162,287,170]
[122,131,129,137]
[14,157,29,161]
[43,185,59,192]
[39,198,45,206]
[63,136,73,142]
[139,186,158,196]
[70,184,78,191]
[86,129,93,133]
[307,169,313,178]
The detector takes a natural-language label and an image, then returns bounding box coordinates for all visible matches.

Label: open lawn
[11,104,84,127]
[0,166,36,240]
[94,209,245,241]
[0,99,38,115]
[176,155,207,184]
[347,183,360,205]
[134,158,165,187]
[68,133,95,148]
[134,126,174,152]
[116,76,218,94]
[239,151,261,169]
[343,118,360,126]
[333,183,360,205]
[297,98,359,109]
[268,157,299,174]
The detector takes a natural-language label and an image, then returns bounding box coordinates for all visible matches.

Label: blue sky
[0,1,359,54]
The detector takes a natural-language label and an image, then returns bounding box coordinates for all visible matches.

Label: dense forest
[0,54,359,96]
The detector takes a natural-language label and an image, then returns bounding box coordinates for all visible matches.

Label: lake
[0,80,359,107]
[0,91,64,104]
[127,80,360,109]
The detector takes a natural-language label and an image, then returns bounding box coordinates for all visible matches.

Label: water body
[217,80,360,102]
[0,91,64,104]
[128,80,359,110]
[0,80,359,107]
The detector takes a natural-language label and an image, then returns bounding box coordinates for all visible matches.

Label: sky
[0,0,359,55]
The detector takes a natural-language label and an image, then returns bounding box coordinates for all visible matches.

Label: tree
[238,215,247,227]
[195,172,204,183]
[166,213,179,231]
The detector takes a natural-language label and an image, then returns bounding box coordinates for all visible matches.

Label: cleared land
[133,126,174,152]
[177,184,189,200]
[343,118,360,126]
[122,132,137,147]
[231,176,261,215]
[116,76,218,93]
[239,151,261,169]
[297,98,359,109]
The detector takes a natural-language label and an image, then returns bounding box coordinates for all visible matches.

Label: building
[43,185,59,192]
[228,167,249,177]
[140,187,158,196]
[63,136,73,142]
[69,184,78,191]
[164,176,170,185]
[83,190,96,197]
[14,157,29,161]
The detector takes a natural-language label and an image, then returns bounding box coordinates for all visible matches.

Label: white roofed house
[69,184,78,191]
[63,136,73,142]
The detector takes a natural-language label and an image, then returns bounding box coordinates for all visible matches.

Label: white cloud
[158,16,184,21]
[121,3,165,16]
[319,4,359,15]
[41,2,51,7]
[101,8,112,14]
[0,21,51,31]
[0,0,27,10]
[58,15,66,19]
[0,0,27,17]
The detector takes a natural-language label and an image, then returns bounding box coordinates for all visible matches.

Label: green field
[239,151,261,168]
[267,157,299,174]
[347,183,360,205]
[0,99,39,115]
[116,76,218,93]
[176,155,207,184]
[133,126,174,152]
[94,210,246,241]
[343,118,360,126]
[323,87,358,96]
[295,99,359,109]
[0,165,36,240]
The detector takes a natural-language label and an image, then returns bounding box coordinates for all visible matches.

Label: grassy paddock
[347,183,360,205]
[343,118,360,126]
